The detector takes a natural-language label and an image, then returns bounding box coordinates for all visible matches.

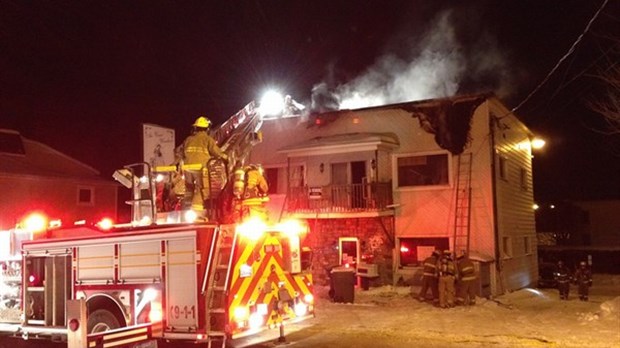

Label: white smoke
[323,9,511,110]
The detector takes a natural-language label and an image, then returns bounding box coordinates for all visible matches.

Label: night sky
[1,0,619,202]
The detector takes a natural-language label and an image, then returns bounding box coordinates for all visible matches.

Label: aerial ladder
[114,101,265,224]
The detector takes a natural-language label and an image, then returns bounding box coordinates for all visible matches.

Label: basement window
[77,187,94,206]
[399,237,449,266]
[396,152,449,188]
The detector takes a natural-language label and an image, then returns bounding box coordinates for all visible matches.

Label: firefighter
[455,253,477,306]
[244,164,269,199]
[438,250,457,308]
[181,116,228,213]
[554,260,572,300]
[573,261,592,301]
[241,164,269,220]
[417,249,441,304]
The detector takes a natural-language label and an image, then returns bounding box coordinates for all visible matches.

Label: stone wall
[305,216,395,286]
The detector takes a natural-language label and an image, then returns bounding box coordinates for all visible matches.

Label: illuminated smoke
[311,9,511,111]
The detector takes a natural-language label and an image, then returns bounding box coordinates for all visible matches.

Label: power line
[512,0,610,113]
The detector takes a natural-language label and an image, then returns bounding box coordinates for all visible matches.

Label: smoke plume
[311,9,512,111]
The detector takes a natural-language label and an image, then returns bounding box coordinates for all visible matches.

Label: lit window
[78,187,94,205]
[397,153,449,187]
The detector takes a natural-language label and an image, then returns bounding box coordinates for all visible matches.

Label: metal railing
[285,183,392,214]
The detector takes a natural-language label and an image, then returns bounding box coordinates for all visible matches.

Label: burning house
[250,93,539,297]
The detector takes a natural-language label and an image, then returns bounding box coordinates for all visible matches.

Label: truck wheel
[88,309,121,333]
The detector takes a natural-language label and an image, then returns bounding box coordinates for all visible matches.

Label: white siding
[489,99,538,291]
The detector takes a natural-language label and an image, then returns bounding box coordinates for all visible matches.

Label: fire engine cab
[0,96,315,348]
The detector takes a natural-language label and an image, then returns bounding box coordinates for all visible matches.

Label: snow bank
[599,296,620,317]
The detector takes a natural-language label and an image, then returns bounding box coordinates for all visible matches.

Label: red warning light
[68,318,80,332]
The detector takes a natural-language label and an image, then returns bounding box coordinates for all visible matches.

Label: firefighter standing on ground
[573,261,593,301]
[418,250,441,304]
[181,116,227,212]
[455,253,477,306]
[438,250,457,308]
[554,260,572,300]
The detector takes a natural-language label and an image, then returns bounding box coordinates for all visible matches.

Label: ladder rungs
[209,308,225,313]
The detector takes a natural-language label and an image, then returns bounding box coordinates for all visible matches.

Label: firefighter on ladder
[181,116,227,215]
[241,164,269,220]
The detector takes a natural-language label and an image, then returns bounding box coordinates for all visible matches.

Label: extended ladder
[452,152,473,256]
[203,227,237,348]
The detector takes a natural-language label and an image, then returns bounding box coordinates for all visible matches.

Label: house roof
[278,132,400,157]
[0,129,112,183]
[309,93,492,155]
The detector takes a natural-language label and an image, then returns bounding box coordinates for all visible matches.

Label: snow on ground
[257,274,620,348]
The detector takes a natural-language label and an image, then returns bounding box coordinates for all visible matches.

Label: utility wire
[512,0,610,113]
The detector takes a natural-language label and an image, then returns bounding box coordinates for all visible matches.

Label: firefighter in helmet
[554,260,572,300]
[438,250,457,308]
[417,249,441,304]
[181,116,228,213]
[455,252,477,306]
[244,164,269,199]
[573,261,592,301]
[241,164,269,220]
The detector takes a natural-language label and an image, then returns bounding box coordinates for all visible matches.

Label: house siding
[0,174,118,229]
[489,99,538,290]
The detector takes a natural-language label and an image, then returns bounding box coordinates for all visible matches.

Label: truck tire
[88,309,121,333]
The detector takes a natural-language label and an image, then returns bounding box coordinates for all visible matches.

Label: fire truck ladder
[202,227,237,348]
[116,162,156,224]
[452,152,473,256]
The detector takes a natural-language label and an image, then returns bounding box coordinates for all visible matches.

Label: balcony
[285,182,393,217]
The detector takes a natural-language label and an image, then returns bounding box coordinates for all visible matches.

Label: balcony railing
[285,182,393,214]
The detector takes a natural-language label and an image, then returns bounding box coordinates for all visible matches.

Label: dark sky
[1,0,619,202]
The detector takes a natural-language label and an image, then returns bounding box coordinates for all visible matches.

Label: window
[265,165,304,194]
[519,167,528,190]
[499,155,508,181]
[399,237,449,266]
[397,153,449,188]
[523,236,532,255]
[502,236,512,258]
[77,187,94,205]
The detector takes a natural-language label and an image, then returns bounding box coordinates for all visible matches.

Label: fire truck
[0,98,315,347]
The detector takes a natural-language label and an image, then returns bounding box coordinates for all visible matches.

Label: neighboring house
[0,129,118,230]
[250,93,539,296]
[537,199,620,274]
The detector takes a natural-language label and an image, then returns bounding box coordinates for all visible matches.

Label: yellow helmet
[193,116,211,128]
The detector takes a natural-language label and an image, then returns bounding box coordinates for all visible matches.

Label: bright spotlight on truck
[259,90,284,116]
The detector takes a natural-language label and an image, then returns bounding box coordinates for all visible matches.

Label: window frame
[393,151,452,191]
[502,236,513,259]
[77,186,95,206]
[498,155,508,181]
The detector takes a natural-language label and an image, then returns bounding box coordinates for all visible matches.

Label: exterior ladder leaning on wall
[452,152,473,256]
